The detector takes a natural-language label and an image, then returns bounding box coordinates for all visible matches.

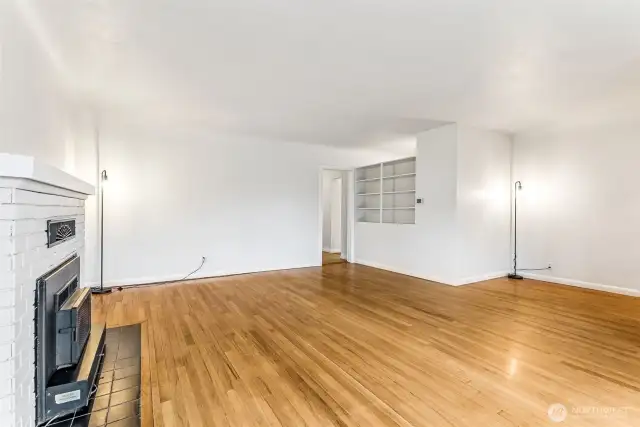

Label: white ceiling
[19,0,640,148]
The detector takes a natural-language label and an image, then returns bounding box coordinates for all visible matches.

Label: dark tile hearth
[110,387,139,407]
[49,324,142,427]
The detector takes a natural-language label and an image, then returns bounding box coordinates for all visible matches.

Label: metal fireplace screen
[35,254,93,423]
[56,285,91,368]
[47,219,76,248]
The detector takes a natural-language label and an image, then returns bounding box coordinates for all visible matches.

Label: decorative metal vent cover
[47,219,76,248]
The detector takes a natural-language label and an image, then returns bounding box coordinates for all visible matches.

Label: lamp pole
[92,170,112,294]
[508,181,524,280]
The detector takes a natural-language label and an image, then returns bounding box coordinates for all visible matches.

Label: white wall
[341,175,350,260]
[513,124,640,296]
[321,170,341,251]
[69,118,100,287]
[355,125,460,284]
[0,2,99,286]
[0,2,75,172]
[330,177,342,252]
[355,124,511,285]
[95,123,391,286]
[456,126,512,283]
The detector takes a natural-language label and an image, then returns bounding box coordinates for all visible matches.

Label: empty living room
[2,1,640,426]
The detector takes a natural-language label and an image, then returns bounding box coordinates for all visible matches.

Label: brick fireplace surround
[0,154,94,427]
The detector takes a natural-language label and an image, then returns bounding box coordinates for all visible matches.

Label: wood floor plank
[93,263,640,426]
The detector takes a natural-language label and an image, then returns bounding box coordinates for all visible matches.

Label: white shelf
[383,173,416,179]
[357,192,380,196]
[356,177,380,183]
[382,207,415,210]
[357,207,379,210]
[382,190,415,194]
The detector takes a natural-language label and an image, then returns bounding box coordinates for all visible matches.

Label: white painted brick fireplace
[0,155,94,427]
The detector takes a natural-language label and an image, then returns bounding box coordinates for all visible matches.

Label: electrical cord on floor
[518,266,552,271]
[114,257,207,292]
[181,256,206,280]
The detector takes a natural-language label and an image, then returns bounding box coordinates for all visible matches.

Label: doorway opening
[321,169,349,266]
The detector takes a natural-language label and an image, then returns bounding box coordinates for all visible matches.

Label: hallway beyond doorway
[322,251,345,265]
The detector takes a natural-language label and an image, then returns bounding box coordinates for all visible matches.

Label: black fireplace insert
[34,254,104,425]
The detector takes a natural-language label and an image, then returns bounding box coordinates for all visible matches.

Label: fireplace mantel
[0,154,95,195]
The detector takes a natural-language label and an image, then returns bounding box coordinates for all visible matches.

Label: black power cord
[518,265,552,272]
[114,256,207,292]
[181,256,206,280]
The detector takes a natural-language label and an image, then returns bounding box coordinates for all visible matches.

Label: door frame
[318,167,355,264]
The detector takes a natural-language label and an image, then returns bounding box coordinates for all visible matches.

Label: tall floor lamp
[92,170,112,294]
[508,181,524,280]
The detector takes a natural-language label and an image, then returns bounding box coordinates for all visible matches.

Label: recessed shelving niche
[355,157,416,224]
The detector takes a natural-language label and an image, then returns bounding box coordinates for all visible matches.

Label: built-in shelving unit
[355,163,382,223]
[356,157,416,224]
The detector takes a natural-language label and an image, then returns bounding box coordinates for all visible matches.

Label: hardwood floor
[93,263,640,427]
[322,251,345,265]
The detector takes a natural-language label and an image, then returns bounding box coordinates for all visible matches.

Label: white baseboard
[87,273,188,288]
[456,271,509,286]
[521,272,640,297]
[86,263,639,298]
[351,263,639,296]
[86,263,318,289]
[354,259,457,286]
[355,259,510,286]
